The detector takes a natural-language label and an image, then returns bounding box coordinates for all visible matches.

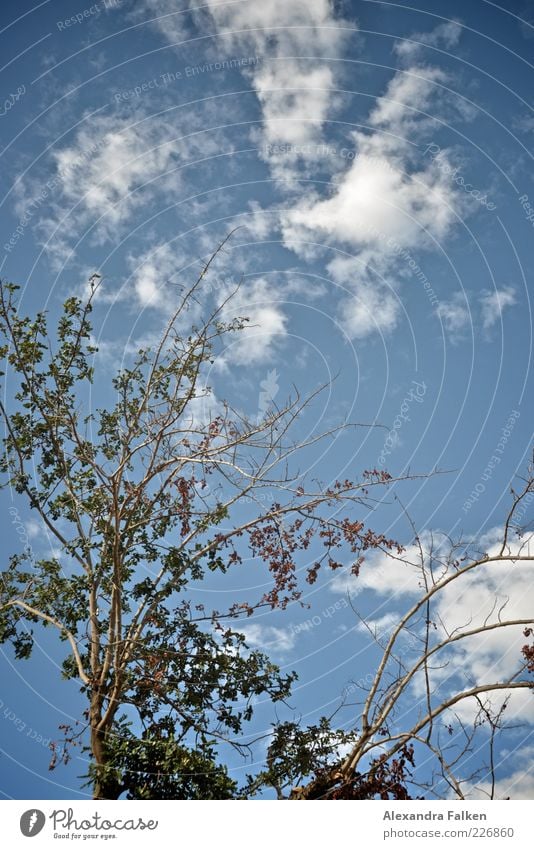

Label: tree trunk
[90,694,121,800]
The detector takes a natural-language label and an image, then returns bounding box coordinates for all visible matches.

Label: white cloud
[356,612,401,642]
[282,147,455,255]
[28,107,223,269]
[238,201,278,240]
[436,287,517,340]
[479,287,517,330]
[201,0,347,57]
[325,252,402,339]
[122,244,288,363]
[276,64,463,333]
[219,276,288,364]
[368,67,446,129]
[278,116,457,341]
[239,622,297,653]
[330,534,442,598]
[182,385,223,430]
[280,63,460,263]
[139,0,189,42]
[437,291,470,338]
[341,282,400,339]
[269,61,479,340]
[513,113,534,134]
[51,115,181,230]
[253,60,337,147]
[143,0,350,184]
[215,0,349,183]
[394,21,463,62]
[127,242,189,309]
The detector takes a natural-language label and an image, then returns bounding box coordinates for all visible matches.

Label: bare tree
[282,472,534,799]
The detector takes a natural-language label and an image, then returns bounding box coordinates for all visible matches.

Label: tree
[255,478,534,800]
[0,241,401,799]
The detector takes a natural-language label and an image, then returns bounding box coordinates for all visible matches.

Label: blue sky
[0,0,533,799]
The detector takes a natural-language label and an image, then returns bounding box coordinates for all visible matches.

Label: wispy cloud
[436,287,517,341]
[437,291,471,340]
[218,276,288,365]
[20,106,224,270]
[238,622,297,654]
[479,286,517,330]
[394,21,463,62]
[127,241,190,309]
